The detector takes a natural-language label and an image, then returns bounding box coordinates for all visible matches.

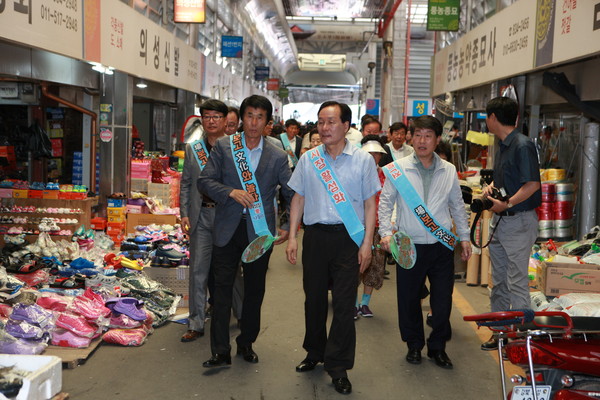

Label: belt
[309,223,346,232]
[201,202,215,208]
[495,210,528,217]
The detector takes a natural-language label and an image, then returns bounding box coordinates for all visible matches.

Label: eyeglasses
[201,115,224,121]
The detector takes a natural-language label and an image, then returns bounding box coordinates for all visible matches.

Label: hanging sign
[174,0,205,23]
[221,35,243,58]
[427,0,460,31]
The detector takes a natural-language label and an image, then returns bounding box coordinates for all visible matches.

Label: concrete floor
[63,236,509,399]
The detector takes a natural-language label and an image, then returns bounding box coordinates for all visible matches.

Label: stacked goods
[554,183,574,239]
[536,179,574,240]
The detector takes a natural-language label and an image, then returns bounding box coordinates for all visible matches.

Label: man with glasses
[180,99,228,343]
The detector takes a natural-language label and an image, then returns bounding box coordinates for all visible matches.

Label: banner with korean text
[432,0,600,97]
[89,0,204,94]
[0,0,83,60]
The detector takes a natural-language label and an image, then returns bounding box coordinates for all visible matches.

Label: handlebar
[464,310,576,335]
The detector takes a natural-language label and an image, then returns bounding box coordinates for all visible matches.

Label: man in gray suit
[179,99,229,342]
[199,95,293,368]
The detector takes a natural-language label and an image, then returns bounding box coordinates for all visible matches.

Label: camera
[470,187,509,213]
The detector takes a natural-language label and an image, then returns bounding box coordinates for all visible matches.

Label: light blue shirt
[288,139,381,225]
[247,136,264,171]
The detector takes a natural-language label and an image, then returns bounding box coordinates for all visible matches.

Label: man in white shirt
[380,122,414,166]
[279,119,302,169]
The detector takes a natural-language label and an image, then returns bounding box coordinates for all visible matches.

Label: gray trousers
[188,207,244,331]
[488,210,538,312]
[187,207,216,331]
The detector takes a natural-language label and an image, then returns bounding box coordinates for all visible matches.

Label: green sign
[278,87,289,99]
[426,0,460,32]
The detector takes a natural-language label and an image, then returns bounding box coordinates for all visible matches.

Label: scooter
[463,310,600,400]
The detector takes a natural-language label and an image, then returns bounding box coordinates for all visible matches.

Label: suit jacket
[179,142,205,232]
[279,134,302,160]
[198,135,294,247]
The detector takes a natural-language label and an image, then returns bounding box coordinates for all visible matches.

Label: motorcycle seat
[517,315,600,333]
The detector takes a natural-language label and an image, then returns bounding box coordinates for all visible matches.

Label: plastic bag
[565,302,600,317]
[28,121,52,159]
[102,328,147,346]
[552,292,600,308]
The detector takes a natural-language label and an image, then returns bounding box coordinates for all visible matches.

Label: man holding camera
[481,97,541,351]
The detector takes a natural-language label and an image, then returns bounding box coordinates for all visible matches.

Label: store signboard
[255,66,270,81]
[267,79,279,91]
[426,0,460,31]
[432,0,536,97]
[366,99,380,116]
[432,0,600,97]
[410,100,430,117]
[0,0,83,60]
[174,0,205,23]
[89,0,203,95]
[221,35,243,58]
[538,0,600,67]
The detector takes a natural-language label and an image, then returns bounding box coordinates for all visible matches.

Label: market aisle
[63,235,502,399]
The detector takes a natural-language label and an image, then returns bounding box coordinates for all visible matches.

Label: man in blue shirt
[286,101,380,395]
[481,96,541,351]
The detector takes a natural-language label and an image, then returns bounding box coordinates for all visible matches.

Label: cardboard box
[144,266,189,307]
[107,207,126,216]
[0,354,62,400]
[539,261,600,296]
[125,213,177,233]
[13,189,28,198]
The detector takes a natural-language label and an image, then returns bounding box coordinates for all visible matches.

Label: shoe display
[181,329,204,342]
[202,353,232,368]
[295,358,322,372]
[481,335,499,351]
[358,304,373,317]
[237,344,259,363]
[332,377,352,395]
[427,350,453,369]
[406,348,422,364]
[155,245,185,262]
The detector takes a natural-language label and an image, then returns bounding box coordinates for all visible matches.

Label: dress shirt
[288,140,381,225]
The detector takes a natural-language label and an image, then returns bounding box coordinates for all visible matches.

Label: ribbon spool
[538,220,554,238]
[543,169,566,182]
[536,202,554,220]
[541,183,556,202]
[554,201,573,220]
[554,219,573,238]
[555,183,575,202]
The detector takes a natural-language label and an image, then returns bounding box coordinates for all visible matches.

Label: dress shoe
[332,377,352,395]
[427,350,453,369]
[181,329,204,342]
[202,354,231,368]
[481,335,498,351]
[406,348,422,364]
[237,345,259,363]
[295,358,322,372]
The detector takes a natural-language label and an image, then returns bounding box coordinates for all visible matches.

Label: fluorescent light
[136,81,148,89]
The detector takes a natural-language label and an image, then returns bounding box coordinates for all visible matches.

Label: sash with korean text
[279,133,299,167]
[383,161,458,250]
[308,145,364,247]
[230,133,271,237]
[190,139,210,170]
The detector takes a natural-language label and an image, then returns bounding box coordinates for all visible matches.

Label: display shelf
[0,197,96,228]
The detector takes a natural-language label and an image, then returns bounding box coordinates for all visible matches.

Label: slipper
[113,298,147,321]
[70,257,95,270]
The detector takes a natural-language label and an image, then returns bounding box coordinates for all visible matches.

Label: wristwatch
[506,200,513,209]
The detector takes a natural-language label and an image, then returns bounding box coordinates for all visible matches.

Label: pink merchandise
[55,312,98,338]
[51,328,93,348]
[102,328,148,346]
[36,293,72,312]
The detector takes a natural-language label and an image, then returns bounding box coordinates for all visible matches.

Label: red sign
[267,78,279,91]
[174,0,206,23]
[100,128,113,143]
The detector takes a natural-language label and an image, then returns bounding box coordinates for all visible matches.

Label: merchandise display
[0,221,188,358]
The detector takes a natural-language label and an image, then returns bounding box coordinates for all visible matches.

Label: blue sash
[279,133,298,167]
[229,133,271,237]
[308,145,364,247]
[383,161,458,250]
[190,139,210,170]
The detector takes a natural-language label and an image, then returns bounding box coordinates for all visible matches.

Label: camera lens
[470,198,493,213]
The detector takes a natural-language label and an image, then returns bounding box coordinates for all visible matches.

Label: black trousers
[209,219,272,355]
[302,225,359,379]
[396,242,454,352]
